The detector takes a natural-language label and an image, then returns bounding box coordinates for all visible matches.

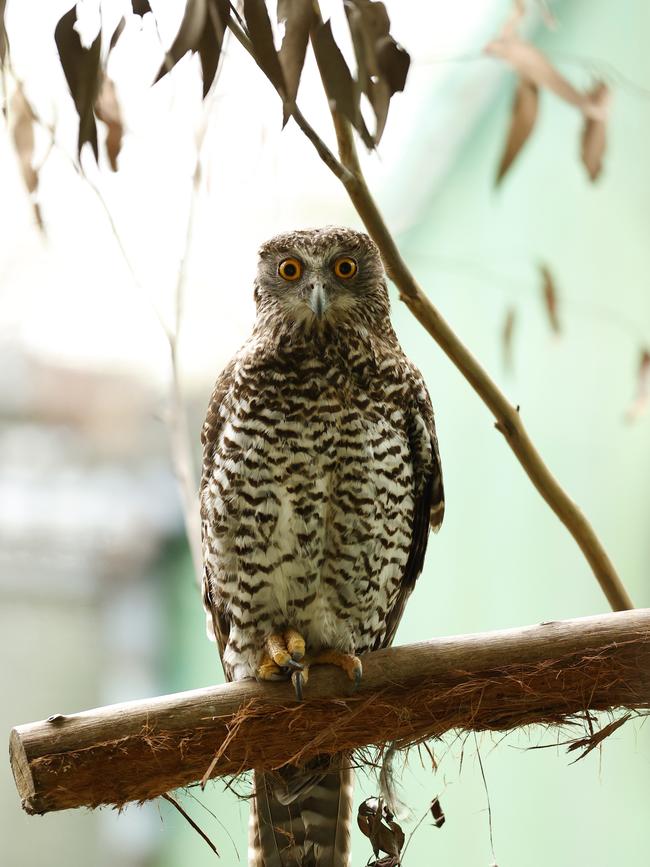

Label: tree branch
[10,609,650,815]
[225,7,633,611]
[304,19,631,612]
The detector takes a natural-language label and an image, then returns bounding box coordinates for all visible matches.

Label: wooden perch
[10,609,650,815]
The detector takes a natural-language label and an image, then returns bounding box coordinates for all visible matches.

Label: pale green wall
[159,1,650,864]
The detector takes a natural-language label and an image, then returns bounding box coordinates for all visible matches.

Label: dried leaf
[430,796,445,828]
[10,83,37,193]
[312,19,373,147]
[375,35,410,94]
[581,81,609,181]
[502,306,516,371]
[626,348,650,422]
[132,0,152,16]
[357,798,405,861]
[54,5,102,160]
[109,16,126,53]
[496,77,538,185]
[243,0,286,96]
[198,0,229,98]
[95,77,123,171]
[486,36,586,111]
[1,0,9,64]
[567,713,632,762]
[539,264,560,334]
[278,0,313,114]
[154,0,207,84]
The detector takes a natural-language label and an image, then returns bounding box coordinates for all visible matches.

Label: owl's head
[254,226,390,332]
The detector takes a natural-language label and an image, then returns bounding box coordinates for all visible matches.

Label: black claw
[292,671,303,701]
[285,658,304,671]
[353,667,362,689]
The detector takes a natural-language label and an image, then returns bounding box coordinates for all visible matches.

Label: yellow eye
[278,258,302,281]
[333,256,357,279]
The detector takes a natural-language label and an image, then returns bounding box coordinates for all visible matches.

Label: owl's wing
[200,359,237,670]
[377,372,444,650]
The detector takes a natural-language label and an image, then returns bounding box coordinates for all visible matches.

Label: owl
[200,226,444,866]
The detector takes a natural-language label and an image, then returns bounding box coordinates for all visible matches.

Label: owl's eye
[333,256,357,279]
[278,258,303,281]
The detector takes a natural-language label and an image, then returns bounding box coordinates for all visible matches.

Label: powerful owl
[200,226,444,866]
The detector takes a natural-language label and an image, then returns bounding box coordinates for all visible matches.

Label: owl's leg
[290,650,363,700]
[257,630,305,683]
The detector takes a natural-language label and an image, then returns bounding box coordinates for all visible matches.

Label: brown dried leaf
[502,306,516,372]
[345,1,406,143]
[95,77,123,171]
[312,19,372,147]
[132,0,152,17]
[198,0,229,98]
[486,36,586,110]
[581,81,609,182]
[430,795,445,828]
[243,0,286,96]
[539,264,560,334]
[55,5,102,160]
[567,713,632,762]
[278,0,313,113]
[375,35,410,94]
[154,0,207,84]
[10,83,37,193]
[1,0,9,64]
[109,16,126,54]
[625,349,650,423]
[357,798,405,860]
[496,77,538,185]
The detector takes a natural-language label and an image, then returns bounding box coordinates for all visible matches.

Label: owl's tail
[248,754,353,867]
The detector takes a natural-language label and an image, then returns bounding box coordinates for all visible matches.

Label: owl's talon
[285,658,304,671]
[292,670,304,701]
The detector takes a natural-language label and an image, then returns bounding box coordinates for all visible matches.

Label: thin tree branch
[224,5,633,611]
[9,609,650,814]
[160,793,220,857]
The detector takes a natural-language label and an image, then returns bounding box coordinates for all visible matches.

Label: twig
[161,792,220,857]
[300,8,633,612]
[474,733,497,865]
[228,2,633,609]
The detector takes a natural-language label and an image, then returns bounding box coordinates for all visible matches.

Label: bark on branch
[10,610,650,815]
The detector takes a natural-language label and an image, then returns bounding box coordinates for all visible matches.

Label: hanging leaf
[55,5,102,160]
[1,0,9,64]
[375,35,410,93]
[198,0,229,98]
[313,19,373,147]
[155,0,207,83]
[430,796,445,828]
[625,348,650,423]
[496,77,538,185]
[243,0,286,96]
[357,798,405,864]
[154,0,228,99]
[539,264,561,335]
[95,77,123,171]
[581,81,609,182]
[132,0,152,16]
[502,306,517,372]
[278,0,313,118]
[109,16,126,53]
[10,83,38,193]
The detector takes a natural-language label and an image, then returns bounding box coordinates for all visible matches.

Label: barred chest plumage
[201,330,416,682]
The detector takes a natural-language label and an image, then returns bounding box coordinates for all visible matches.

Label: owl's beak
[308,282,329,318]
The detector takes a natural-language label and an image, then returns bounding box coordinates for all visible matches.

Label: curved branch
[10,609,650,814]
